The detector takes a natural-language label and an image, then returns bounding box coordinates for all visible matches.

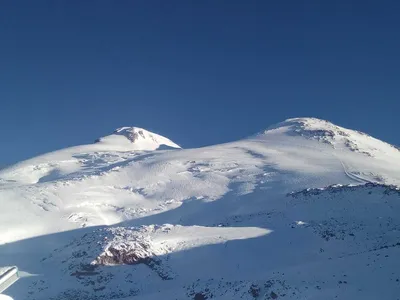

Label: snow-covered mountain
[95,127,181,151]
[1,118,400,299]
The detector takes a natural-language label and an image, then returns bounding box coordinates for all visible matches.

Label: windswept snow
[1,118,400,299]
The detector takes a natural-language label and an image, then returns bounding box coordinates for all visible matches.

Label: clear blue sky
[1,1,399,166]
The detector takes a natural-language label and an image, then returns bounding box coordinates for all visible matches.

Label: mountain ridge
[1,117,400,299]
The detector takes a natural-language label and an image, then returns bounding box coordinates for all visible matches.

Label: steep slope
[1,118,400,299]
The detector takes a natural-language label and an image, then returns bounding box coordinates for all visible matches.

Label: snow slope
[1,118,400,299]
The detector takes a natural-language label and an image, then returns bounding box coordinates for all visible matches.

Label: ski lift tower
[0,266,19,300]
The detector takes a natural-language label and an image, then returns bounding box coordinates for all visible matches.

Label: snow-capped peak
[259,117,399,157]
[264,117,347,134]
[262,117,353,140]
[96,127,181,151]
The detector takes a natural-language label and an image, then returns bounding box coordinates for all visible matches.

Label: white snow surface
[1,118,400,299]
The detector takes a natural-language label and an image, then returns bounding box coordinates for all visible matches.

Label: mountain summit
[1,118,400,300]
[95,127,181,151]
[259,117,399,157]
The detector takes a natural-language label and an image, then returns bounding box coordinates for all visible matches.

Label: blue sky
[1,1,399,166]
